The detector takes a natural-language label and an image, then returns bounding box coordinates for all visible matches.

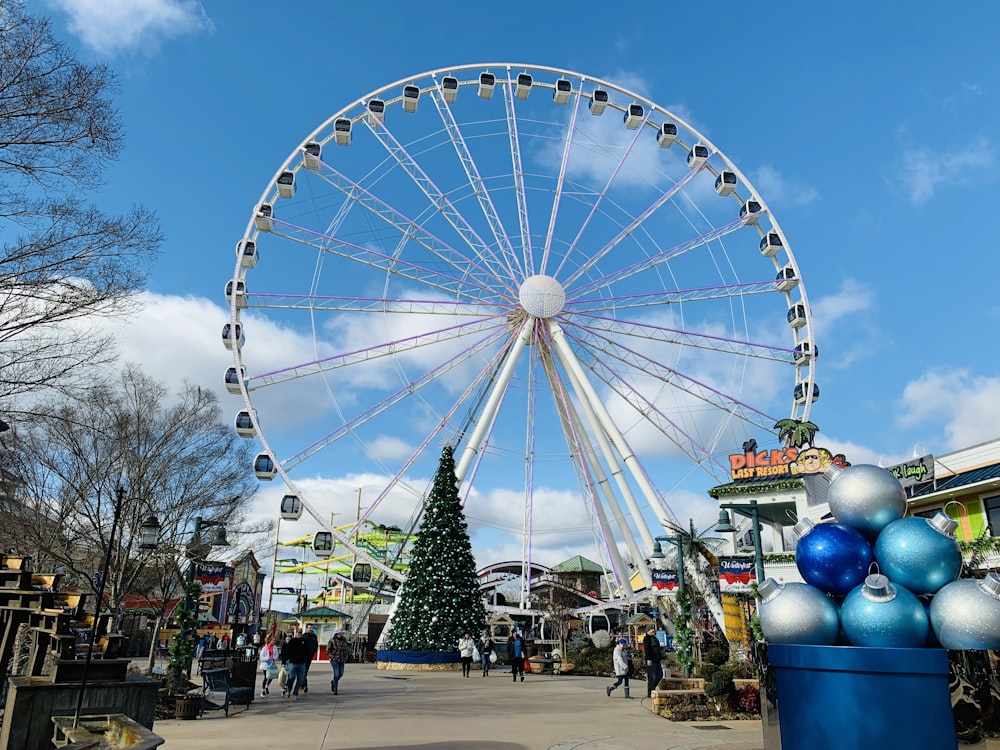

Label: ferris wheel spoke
[547,320,663,555]
[268,220,505,303]
[361,118,518,292]
[568,331,732,478]
[571,311,794,363]
[561,161,708,288]
[539,80,584,276]
[311,158,517,294]
[248,315,508,391]
[567,216,749,300]
[276,326,510,472]
[551,109,651,280]
[503,68,535,274]
[566,279,780,313]
[540,351,635,593]
[351,329,528,533]
[429,76,524,281]
[565,323,778,433]
[246,293,506,316]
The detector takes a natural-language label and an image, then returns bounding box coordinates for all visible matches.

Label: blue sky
[40,1,1000,584]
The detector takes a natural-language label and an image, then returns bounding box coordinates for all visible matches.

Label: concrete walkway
[154,663,764,750]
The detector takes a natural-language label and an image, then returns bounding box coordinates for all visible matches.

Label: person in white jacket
[458,633,475,677]
[606,638,632,698]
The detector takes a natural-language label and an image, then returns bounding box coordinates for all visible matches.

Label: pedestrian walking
[326,628,349,694]
[258,634,279,697]
[643,625,663,698]
[507,631,525,682]
[300,624,318,693]
[458,632,475,677]
[606,638,632,698]
[478,630,494,676]
[281,627,310,700]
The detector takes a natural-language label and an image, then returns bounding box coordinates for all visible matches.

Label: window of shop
[985,496,1000,537]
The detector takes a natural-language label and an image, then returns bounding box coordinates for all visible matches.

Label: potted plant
[169,580,202,719]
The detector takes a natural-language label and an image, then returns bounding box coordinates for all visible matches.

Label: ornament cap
[791,517,815,542]
[823,463,845,484]
[758,578,784,603]
[927,511,958,538]
[978,572,1000,600]
[862,573,897,602]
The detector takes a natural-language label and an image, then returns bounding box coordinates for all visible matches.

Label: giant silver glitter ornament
[827,464,906,537]
[758,578,840,645]
[929,572,1000,650]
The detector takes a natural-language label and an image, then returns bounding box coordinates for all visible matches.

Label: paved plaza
[154,662,764,750]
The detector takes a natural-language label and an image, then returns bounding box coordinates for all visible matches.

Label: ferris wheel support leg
[547,324,655,587]
[542,354,633,595]
[455,319,533,482]
[548,321,674,542]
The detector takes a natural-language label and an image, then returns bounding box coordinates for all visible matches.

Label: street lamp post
[715,500,766,587]
[73,486,160,729]
[181,517,228,674]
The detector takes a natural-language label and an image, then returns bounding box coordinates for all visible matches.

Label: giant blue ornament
[827,464,906,537]
[840,573,928,648]
[929,573,1000,650]
[874,512,962,595]
[794,518,874,596]
[758,578,839,646]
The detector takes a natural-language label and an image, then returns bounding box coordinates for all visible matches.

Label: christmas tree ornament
[758,578,839,645]
[874,512,962,595]
[793,518,874,596]
[826,463,906,536]
[929,573,1000,650]
[840,573,928,648]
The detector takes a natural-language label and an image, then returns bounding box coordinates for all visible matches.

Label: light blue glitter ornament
[840,573,928,648]
[929,573,1000,650]
[827,464,906,537]
[794,518,874,596]
[758,579,839,646]
[874,512,962,595]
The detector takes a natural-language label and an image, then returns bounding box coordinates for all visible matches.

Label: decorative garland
[671,590,695,678]
[167,579,202,695]
[708,478,804,498]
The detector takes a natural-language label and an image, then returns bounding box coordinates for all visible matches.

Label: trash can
[769,644,956,750]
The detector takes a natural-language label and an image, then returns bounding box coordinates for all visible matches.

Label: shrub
[704,667,735,700]
[590,630,612,649]
[702,645,728,666]
[733,683,761,715]
[698,662,719,680]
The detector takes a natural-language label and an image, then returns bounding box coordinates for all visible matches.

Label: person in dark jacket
[280,627,311,700]
[300,624,318,693]
[478,630,494,676]
[507,631,525,682]
[643,625,663,698]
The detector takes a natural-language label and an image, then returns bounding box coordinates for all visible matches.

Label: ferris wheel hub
[518,275,566,319]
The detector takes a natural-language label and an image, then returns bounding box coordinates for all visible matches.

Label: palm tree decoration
[657,519,727,654]
[774,418,820,449]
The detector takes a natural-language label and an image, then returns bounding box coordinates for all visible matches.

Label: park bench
[199,668,253,717]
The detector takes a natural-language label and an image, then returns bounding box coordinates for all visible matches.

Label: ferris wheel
[224,63,817,613]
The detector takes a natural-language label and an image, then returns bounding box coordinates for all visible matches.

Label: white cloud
[896,368,1000,449]
[808,278,874,343]
[897,136,994,205]
[365,435,414,462]
[751,164,819,207]
[46,0,213,57]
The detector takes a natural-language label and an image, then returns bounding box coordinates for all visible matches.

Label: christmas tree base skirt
[769,644,957,750]
[376,650,462,671]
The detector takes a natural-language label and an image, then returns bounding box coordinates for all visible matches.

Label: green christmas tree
[388,444,486,651]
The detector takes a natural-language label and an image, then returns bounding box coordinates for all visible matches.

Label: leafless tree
[0,1,162,406]
[3,365,267,666]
